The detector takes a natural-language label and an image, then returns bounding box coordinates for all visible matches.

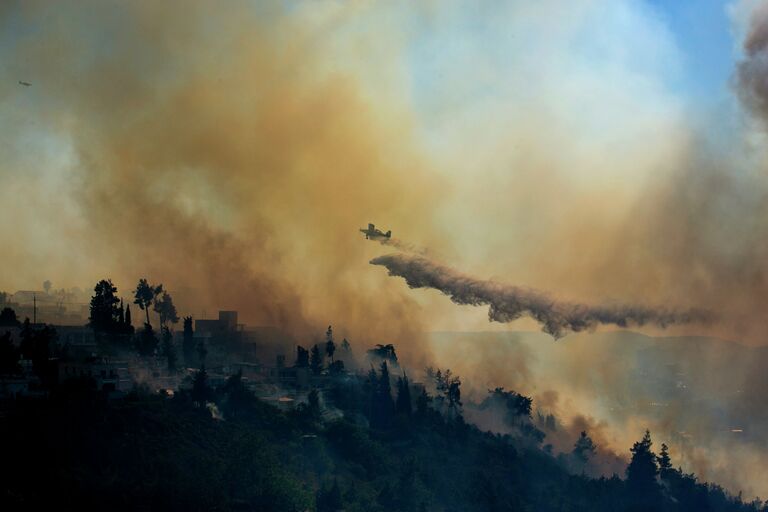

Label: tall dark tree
[0,331,20,375]
[328,359,345,375]
[371,361,395,428]
[479,387,543,443]
[396,372,412,416]
[310,344,323,375]
[365,365,379,407]
[19,319,55,379]
[43,280,51,295]
[367,343,397,364]
[221,370,253,417]
[488,387,532,418]
[133,278,162,327]
[89,279,120,333]
[573,431,596,473]
[415,387,430,416]
[19,318,31,355]
[446,379,461,413]
[295,345,309,368]
[153,291,179,328]
[196,338,208,368]
[0,307,19,327]
[191,365,212,404]
[304,388,321,422]
[162,327,177,372]
[136,323,159,356]
[117,299,125,325]
[325,325,336,363]
[182,316,195,365]
[340,337,351,352]
[431,368,462,414]
[379,362,392,396]
[626,430,660,509]
[657,443,673,481]
[124,304,133,332]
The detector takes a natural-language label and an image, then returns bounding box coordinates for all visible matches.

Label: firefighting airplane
[359,223,391,240]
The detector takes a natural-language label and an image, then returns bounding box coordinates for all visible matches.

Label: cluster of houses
[0,308,353,410]
[1,289,90,326]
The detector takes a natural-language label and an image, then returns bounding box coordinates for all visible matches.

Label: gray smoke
[376,236,430,256]
[737,2,768,125]
[370,253,712,338]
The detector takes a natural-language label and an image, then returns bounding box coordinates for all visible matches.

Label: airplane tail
[385,230,391,238]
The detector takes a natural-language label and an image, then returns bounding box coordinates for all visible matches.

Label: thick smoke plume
[376,237,430,256]
[371,253,712,338]
[0,2,439,353]
[738,1,768,126]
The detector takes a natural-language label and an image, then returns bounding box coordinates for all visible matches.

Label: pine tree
[222,370,252,416]
[134,278,162,327]
[183,316,195,365]
[136,323,159,356]
[371,361,395,428]
[415,387,430,416]
[368,343,397,363]
[306,388,321,421]
[657,443,673,481]
[162,327,177,372]
[191,365,211,404]
[626,430,660,509]
[0,331,20,375]
[0,307,19,327]
[310,344,323,375]
[154,291,179,328]
[573,431,596,473]
[325,325,336,363]
[196,338,208,368]
[396,372,412,416]
[89,279,120,333]
[433,368,462,414]
[328,359,345,375]
[295,346,309,368]
[18,319,54,378]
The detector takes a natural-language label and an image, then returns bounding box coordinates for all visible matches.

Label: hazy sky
[2,0,768,341]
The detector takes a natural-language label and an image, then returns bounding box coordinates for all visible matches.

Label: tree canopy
[88,279,120,333]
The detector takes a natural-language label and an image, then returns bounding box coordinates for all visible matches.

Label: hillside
[0,364,759,512]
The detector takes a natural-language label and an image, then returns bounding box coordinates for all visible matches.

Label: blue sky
[645,0,735,101]
[400,0,739,127]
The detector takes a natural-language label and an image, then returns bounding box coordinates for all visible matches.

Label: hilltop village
[0,279,406,410]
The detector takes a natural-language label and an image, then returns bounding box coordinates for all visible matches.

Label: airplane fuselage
[360,223,391,239]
